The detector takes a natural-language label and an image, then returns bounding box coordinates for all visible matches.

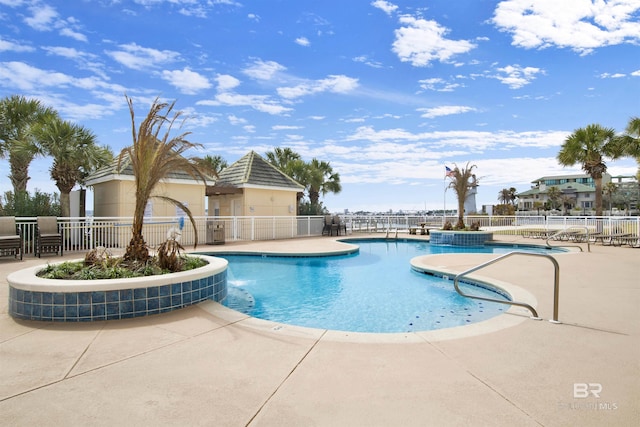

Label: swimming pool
[216,239,559,333]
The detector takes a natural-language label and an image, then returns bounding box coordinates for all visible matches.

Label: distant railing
[7,214,639,256]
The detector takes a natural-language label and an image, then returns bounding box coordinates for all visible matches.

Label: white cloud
[215,74,241,91]
[198,93,292,115]
[161,68,212,94]
[346,126,569,151]
[493,64,544,89]
[600,72,626,79]
[353,55,384,68]
[392,15,476,66]
[0,38,34,53]
[418,106,477,119]
[371,0,398,16]
[295,37,310,47]
[242,59,286,80]
[272,125,303,130]
[418,77,463,92]
[277,75,359,99]
[0,61,72,90]
[105,43,180,70]
[24,3,58,30]
[228,114,247,125]
[59,27,88,42]
[632,69,640,77]
[492,0,640,54]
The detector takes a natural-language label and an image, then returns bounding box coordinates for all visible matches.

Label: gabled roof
[207,151,304,193]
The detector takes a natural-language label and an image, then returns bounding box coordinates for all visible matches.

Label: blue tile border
[9,271,227,322]
[430,230,493,246]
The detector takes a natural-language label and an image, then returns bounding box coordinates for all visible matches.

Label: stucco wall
[243,188,297,216]
[92,179,206,217]
[207,187,298,217]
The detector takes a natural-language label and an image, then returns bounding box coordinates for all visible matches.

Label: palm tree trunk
[595,177,603,216]
[456,199,465,229]
[59,191,71,218]
[9,155,32,194]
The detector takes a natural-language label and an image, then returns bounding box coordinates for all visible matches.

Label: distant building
[517,173,612,213]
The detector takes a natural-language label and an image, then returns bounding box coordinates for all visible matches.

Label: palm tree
[557,124,618,216]
[546,186,561,211]
[265,147,301,173]
[120,95,212,263]
[29,116,113,217]
[498,188,511,205]
[603,181,617,215]
[306,158,341,214]
[618,116,640,181]
[265,147,309,211]
[199,154,227,175]
[0,95,56,194]
[446,163,477,229]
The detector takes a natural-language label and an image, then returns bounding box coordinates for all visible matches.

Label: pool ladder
[453,251,561,323]
[385,227,398,240]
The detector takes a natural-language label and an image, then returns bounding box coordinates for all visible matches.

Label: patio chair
[331,215,347,236]
[35,216,63,257]
[322,215,333,236]
[0,216,23,260]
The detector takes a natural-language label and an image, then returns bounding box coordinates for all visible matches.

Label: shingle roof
[212,151,304,191]
[85,155,214,186]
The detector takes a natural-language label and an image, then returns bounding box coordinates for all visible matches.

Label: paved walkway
[0,235,638,426]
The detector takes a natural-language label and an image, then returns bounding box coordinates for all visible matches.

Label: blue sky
[1,0,639,214]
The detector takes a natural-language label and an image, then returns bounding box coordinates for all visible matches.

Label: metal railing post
[453,251,561,323]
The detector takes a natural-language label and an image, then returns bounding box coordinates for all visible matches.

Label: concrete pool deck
[0,235,638,426]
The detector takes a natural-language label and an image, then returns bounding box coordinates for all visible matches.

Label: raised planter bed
[7,255,228,322]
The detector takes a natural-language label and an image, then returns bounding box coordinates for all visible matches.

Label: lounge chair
[35,216,63,257]
[0,216,23,260]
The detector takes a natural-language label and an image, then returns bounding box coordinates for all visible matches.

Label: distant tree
[265,147,301,173]
[533,201,544,215]
[29,115,113,217]
[265,147,309,211]
[119,95,212,263]
[557,124,619,216]
[199,154,227,175]
[446,163,477,229]
[498,187,517,205]
[0,95,57,194]
[306,158,341,215]
[0,190,60,217]
[546,186,562,211]
[603,181,617,214]
[560,194,575,215]
[618,116,640,181]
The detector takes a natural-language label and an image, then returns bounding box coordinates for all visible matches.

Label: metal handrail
[453,251,561,323]
[545,226,590,252]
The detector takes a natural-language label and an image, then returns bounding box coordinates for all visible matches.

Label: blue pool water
[216,239,557,333]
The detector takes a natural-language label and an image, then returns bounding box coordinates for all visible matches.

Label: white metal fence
[7,214,640,256]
